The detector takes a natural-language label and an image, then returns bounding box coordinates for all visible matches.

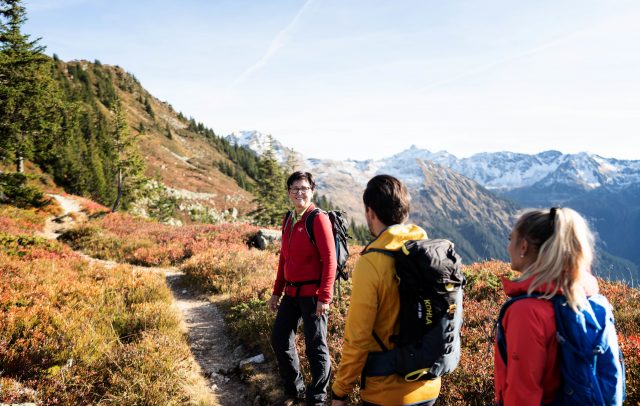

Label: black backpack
[363,239,465,381]
[284,208,351,280]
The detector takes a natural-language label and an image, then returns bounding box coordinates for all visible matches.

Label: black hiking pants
[271,295,330,405]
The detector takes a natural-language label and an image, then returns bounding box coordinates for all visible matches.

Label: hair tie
[549,207,559,229]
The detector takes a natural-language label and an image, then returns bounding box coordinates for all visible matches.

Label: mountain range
[31,58,637,286]
[228,131,640,286]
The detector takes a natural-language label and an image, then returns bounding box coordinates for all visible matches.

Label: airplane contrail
[233,0,316,86]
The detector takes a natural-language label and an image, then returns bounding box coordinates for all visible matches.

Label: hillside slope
[49,59,257,221]
[410,160,518,261]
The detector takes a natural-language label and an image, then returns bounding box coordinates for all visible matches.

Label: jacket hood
[502,271,599,297]
[365,224,428,252]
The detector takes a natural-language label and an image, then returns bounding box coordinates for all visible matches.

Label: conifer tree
[111,99,145,211]
[0,0,62,172]
[284,147,300,174]
[143,96,154,118]
[349,218,372,245]
[145,181,178,223]
[251,136,288,226]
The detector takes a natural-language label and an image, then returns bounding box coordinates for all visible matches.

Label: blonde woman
[494,207,625,405]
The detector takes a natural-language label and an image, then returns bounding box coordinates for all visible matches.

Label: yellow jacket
[332,224,441,405]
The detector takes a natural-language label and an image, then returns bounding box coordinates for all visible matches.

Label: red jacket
[494,274,599,406]
[272,204,337,303]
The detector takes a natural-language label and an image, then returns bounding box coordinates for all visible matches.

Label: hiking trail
[42,194,256,406]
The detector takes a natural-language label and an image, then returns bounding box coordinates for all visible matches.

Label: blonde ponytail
[515,207,595,311]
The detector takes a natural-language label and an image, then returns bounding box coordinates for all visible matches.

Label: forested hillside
[3,55,267,220]
[1,0,272,223]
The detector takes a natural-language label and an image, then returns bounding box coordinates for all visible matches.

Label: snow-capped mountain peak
[225,131,640,192]
[225,131,300,164]
[226,131,281,157]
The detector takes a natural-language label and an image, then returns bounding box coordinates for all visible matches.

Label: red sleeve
[313,212,337,303]
[501,301,549,406]
[272,215,288,296]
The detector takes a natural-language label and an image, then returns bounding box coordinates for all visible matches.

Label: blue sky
[25,0,640,160]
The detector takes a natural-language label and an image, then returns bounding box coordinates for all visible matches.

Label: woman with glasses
[268,171,337,406]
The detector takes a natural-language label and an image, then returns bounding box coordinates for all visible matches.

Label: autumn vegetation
[52,210,640,405]
[0,204,215,405]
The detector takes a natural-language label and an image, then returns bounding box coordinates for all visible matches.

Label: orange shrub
[71,194,110,216]
[0,205,49,234]
[0,233,78,260]
[601,280,640,402]
[61,212,260,266]
[181,241,276,296]
[619,335,640,397]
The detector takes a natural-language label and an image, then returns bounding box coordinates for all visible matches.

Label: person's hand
[268,295,280,312]
[316,300,329,316]
[331,400,346,406]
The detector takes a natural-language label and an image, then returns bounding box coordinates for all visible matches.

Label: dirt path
[42,194,256,406]
[165,271,255,405]
[39,194,85,239]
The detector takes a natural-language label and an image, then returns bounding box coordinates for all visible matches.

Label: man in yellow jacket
[331,174,440,406]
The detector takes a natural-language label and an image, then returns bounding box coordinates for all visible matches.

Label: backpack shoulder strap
[362,247,395,258]
[372,329,389,351]
[282,210,294,233]
[496,293,544,366]
[551,295,609,362]
[304,208,323,245]
[363,247,396,350]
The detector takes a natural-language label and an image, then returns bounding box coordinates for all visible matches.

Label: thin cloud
[233,0,315,86]
[416,29,586,94]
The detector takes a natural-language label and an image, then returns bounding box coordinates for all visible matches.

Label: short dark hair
[286,171,316,190]
[362,174,410,226]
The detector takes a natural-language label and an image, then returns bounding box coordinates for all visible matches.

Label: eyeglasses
[289,187,312,194]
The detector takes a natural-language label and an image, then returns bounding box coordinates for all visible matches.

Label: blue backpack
[496,293,626,405]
